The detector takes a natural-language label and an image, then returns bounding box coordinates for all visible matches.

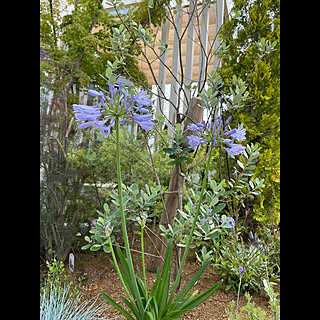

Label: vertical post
[183,0,196,113]
[198,2,210,91]
[213,0,225,72]
[168,2,182,137]
[156,19,169,116]
[213,0,226,121]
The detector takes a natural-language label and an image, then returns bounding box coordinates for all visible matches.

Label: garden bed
[59,232,278,320]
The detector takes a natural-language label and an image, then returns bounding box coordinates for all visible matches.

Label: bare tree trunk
[147,97,204,273]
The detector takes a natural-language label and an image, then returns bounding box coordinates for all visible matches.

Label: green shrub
[42,257,86,299]
[212,231,279,294]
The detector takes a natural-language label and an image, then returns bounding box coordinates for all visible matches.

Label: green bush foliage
[218,0,280,224]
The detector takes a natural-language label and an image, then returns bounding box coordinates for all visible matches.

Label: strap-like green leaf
[100,290,135,320]
[146,310,156,320]
[156,239,173,312]
[149,278,161,297]
[115,244,145,315]
[179,279,223,312]
[120,295,140,320]
[174,259,211,305]
[116,245,130,279]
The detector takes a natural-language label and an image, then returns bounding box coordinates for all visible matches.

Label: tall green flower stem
[115,117,132,266]
[236,276,243,312]
[169,141,215,304]
[107,236,131,299]
[140,226,147,288]
[114,117,144,313]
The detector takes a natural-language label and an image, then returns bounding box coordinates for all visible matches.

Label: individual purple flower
[97,118,115,139]
[73,105,101,126]
[130,90,153,107]
[88,89,105,97]
[225,123,246,142]
[223,142,246,159]
[200,218,206,224]
[224,115,232,126]
[187,121,207,133]
[187,123,200,132]
[186,119,217,150]
[131,114,154,130]
[73,82,154,137]
[239,265,246,275]
[212,117,223,138]
[109,83,118,97]
[187,135,206,149]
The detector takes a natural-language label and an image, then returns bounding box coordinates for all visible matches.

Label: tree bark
[147,97,205,273]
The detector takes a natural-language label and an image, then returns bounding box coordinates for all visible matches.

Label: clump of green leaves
[42,257,86,300]
[159,178,231,248]
[101,239,222,320]
[225,292,268,320]
[226,143,265,211]
[162,143,278,294]
[162,123,193,171]
[81,182,160,253]
[200,72,249,111]
[225,279,280,319]
[212,235,275,294]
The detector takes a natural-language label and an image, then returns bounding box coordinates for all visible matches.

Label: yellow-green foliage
[218,0,280,224]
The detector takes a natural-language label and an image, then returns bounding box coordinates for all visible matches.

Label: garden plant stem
[169,141,215,303]
[141,227,147,288]
[107,236,132,301]
[237,277,242,312]
[115,117,131,261]
[115,117,144,313]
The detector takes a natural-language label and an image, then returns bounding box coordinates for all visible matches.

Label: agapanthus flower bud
[136,216,146,228]
[104,222,113,238]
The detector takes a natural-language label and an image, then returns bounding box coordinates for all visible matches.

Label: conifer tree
[218,0,280,224]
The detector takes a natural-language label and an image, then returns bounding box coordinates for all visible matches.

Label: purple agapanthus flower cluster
[186,116,246,159]
[73,82,154,138]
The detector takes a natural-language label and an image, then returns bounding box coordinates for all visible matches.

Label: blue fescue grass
[40,283,117,320]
